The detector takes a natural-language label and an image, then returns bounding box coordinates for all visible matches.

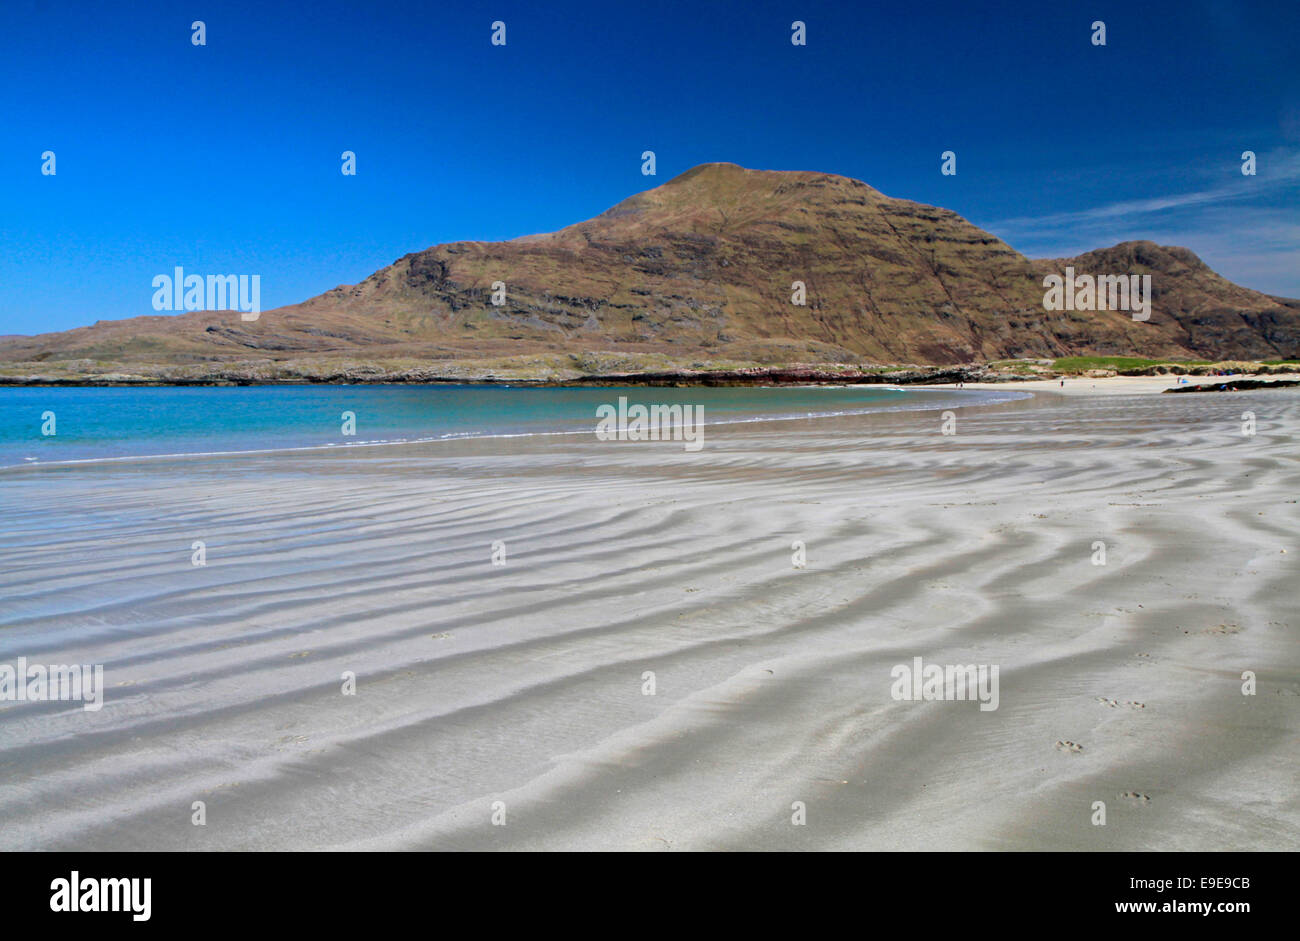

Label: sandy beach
[955,372,1300,396]
[1,382,1297,851]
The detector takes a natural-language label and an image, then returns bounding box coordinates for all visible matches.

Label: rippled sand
[1,388,1297,850]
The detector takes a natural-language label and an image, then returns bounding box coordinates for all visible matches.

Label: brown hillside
[2,163,1295,380]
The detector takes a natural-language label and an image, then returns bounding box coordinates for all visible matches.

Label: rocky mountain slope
[3,163,1296,381]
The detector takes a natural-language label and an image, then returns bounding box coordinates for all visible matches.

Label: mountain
[3,163,1297,382]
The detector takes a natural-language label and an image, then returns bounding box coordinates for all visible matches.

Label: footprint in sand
[1055,740,1084,753]
[1191,623,1242,636]
[1120,791,1151,803]
[1097,698,1146,709]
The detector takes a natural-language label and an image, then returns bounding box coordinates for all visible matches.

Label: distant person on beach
[1060,380,1064,387]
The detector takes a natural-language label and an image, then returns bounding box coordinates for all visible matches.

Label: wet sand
[1,386,1297,850]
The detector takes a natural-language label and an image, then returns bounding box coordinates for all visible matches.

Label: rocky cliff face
[1031,241,1300,359]
[3,163,1296,378]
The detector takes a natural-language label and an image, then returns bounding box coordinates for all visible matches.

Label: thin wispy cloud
[994,148,1300,234]
[988,148,1300,297]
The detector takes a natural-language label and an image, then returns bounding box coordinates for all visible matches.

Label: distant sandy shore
[953,372,1300,396]
[1,386,1297,849]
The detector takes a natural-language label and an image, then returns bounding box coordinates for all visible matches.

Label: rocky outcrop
[1163,378,1300,393]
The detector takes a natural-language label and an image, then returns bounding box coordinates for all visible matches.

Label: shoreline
[2,364,1297,389]
[6,375,1298,471]
[0,386,1024,473]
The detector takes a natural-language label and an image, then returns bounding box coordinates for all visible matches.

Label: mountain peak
[660,161,884,194]
[664,162,748,183]
[590,163,888,234]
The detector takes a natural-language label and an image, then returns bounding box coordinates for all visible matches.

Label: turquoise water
[0,384,1021,468]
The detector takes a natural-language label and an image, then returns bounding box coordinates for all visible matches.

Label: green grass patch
[1052,356,1211,372]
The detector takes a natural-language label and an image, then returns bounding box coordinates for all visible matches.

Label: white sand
[951,371,1300,397]
[1,386,1297,850]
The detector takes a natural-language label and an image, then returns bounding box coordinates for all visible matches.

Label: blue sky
[2,0,1297,335]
